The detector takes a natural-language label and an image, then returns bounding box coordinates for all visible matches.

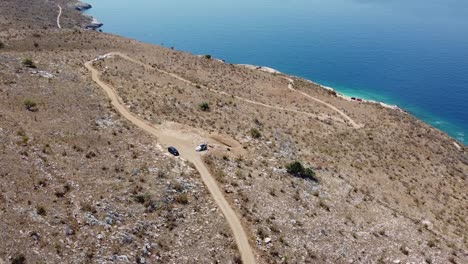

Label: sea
[85,0,468,144]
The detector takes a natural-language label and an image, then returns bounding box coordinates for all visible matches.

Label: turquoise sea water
[85,0,468,144]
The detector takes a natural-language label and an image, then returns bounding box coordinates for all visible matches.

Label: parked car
[168,146,179,156]
[196,143,208,152]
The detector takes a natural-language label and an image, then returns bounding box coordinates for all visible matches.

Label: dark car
[168,146,179,156]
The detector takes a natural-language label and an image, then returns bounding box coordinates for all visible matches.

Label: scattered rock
[421,220,432,229]
[85,18,103,30]
[30,70,54,78]
[85,213,103,226]
[75,2,92,11]
[65,226,75,236]
[30,231,40,241]
[113,255,129,262]
[121,233,133,245]
[224,185,234,193]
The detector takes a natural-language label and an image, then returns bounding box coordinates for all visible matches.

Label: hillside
[0,1,467,263]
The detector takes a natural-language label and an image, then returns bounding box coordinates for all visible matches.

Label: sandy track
[56,5,62,29]
[85,56,257,264]
[283,77,363,129]
[102,52,353,125]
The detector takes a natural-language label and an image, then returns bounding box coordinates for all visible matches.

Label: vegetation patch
[36,205,47,216]
[285,161,317,182]
[24,99,38,112]
[250,128,262,139]
[133,193,151,205]
[16,128,29,145]
[199,102,210,111]
[22,57,36,68]
[175,193,189,204]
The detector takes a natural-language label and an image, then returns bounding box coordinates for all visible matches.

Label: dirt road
[56,5,62,29]
[283,77,363,129]
[100,52,353,126]
[85,56,257,264]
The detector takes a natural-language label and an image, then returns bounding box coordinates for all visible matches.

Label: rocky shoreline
[74,1,92,11]
[74,1,103,30]
[238,63,404,112]
[80,0,402,114]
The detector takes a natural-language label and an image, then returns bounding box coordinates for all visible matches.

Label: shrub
[11,254,26,264]
[22,57,36,68]
[24,99,38,112]
[257,227,268,239]
[80,202,97,213]
[175,193,189,204]
[250,128,261,139]
[285,161,317,181]
[36,205,47,216]
[17,128,26,137]
[204,54,212,59]
[133,193,151,205]
[17,128,29,145]
[199,102,210,111]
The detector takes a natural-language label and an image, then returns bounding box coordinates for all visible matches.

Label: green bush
[250,128,262,139]
[22,57,36,68]
[24,99,38,111]
[204,54,212,59]
[199,102,210,111]
[286,161,317,181]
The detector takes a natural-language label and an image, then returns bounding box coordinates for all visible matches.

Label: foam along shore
[237,64,282,74]
[238,64,404,112]
[85,18,104,30]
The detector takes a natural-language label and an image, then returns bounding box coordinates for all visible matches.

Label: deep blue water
[86,0,468,144]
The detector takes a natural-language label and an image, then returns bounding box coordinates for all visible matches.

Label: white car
[196,143,208,152]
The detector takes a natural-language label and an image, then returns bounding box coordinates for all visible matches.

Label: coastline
[74,1,103,29]
[237,64,404,112]
[2,1,468,263]
[80,4,465,146]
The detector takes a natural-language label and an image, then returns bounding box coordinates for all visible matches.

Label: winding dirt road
[85,51,364,263]
[85,55,257,264]
[56,5,62,29]
[283,77,363,129]
[100,52,358,126]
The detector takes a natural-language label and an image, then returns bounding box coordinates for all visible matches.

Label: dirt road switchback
[85,55,257,264]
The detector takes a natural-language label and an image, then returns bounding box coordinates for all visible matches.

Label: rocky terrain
[0,0,467,263]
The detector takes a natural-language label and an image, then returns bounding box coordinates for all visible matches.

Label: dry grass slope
[0,0,467,263]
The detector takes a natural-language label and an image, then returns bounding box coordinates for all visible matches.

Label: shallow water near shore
[85,0,468,144]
